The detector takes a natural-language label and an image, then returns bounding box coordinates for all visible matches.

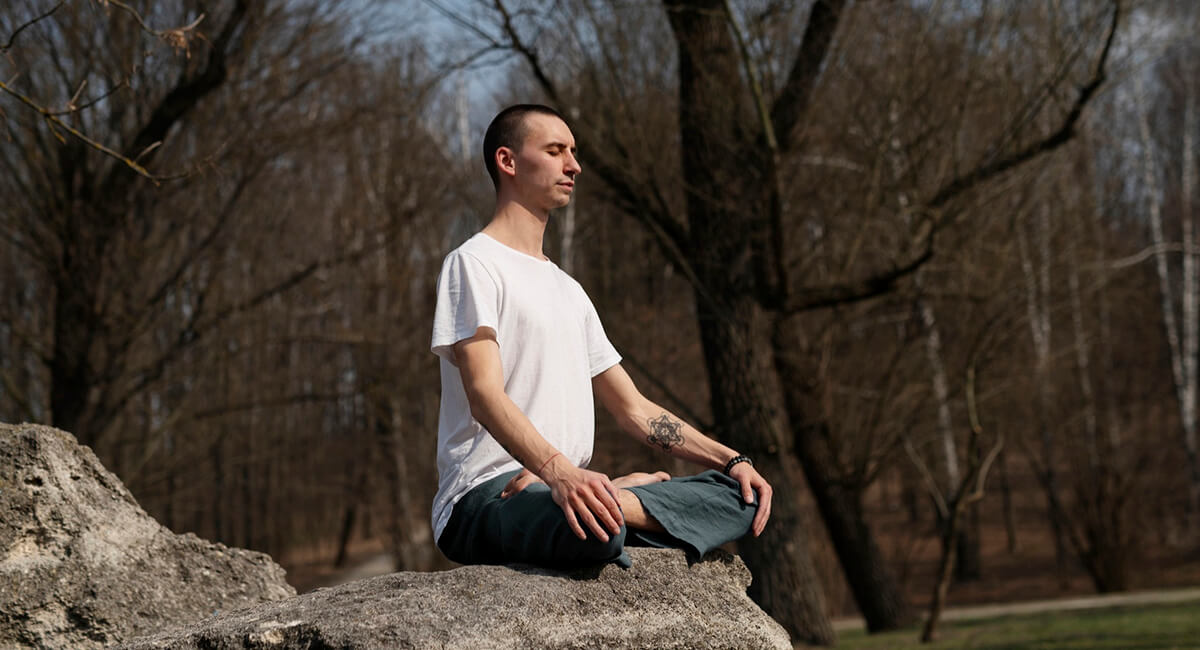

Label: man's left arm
[592,363,773,536]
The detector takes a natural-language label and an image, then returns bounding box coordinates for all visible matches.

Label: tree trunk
[695,295,834,645]
[773,315,914,633]
[1017,209,1070,587]
[50,240,100,444]
[915,295,980,582]
[664,1,834,642]
[955,504,982,582]
[997,448,1018,552]
[1136,72,1200,524]
[921,498,965,643]
[1181,78,1200,525]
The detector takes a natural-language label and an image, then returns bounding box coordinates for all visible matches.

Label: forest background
[3,0,1199,645]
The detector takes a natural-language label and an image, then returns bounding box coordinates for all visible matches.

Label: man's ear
[496,146,517,179]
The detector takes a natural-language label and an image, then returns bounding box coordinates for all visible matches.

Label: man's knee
[556,524,627,567]
[702,470,758,537]
[730,487,760,535]
[592,525,628,561]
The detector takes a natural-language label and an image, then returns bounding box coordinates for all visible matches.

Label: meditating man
[431,104,773,568]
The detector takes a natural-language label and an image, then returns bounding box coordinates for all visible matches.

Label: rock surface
[0,422,295,649]
[120,546,790,650]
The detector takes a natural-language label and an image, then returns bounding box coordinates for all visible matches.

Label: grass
[830,600,1200,650]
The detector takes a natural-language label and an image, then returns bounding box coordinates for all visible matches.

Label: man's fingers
[757,502,772,536]
[598,478,625,527]
[754,485,773,536]
[574,498,610,542]
[562,502,587,540]
[584,489,622,536]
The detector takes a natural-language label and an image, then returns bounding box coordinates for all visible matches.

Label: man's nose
[565,152,582,177]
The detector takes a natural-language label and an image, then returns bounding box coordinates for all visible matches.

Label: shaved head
[483,104,569,189]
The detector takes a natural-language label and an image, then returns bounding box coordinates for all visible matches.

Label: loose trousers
[436,469,758,569]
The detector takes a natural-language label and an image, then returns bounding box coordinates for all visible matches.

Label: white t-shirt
[429,232,622,541]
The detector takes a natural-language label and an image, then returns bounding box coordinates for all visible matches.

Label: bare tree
[445,0,1120,640]
[0,1,376,446]
[1134,53,1200,529]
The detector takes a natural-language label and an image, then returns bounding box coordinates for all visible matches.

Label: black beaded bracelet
[723,454,753,475]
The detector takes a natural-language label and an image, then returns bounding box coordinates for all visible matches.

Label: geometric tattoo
[646,413,685,451]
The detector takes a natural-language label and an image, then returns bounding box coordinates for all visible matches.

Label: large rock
[0,423,295,649]
[120,547,790,649]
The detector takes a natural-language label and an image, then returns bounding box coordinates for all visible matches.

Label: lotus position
[431,104,773,568]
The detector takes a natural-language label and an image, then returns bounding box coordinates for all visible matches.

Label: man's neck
[482,199,550,260]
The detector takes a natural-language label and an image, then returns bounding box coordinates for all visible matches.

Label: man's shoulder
[444,233,486,258]
[440,234,498,271]
[553,266,588,293]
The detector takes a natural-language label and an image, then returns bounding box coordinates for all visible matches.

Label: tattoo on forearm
[647,413,684,451]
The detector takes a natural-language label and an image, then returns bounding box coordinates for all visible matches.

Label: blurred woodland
[3,0,1200,644]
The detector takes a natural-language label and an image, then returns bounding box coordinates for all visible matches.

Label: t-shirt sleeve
[584,297,622,377]
[431,251,500,362]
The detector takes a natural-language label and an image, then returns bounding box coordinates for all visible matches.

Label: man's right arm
[453,329,624,542]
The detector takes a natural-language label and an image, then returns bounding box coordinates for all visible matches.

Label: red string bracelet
[536,452,562,476]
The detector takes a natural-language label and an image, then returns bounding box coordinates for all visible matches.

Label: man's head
[482,105,581,212]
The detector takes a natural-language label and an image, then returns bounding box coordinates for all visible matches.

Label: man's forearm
[617,398,739,471]
[468,388,564,477]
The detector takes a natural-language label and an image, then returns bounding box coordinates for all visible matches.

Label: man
[431,104,772,569]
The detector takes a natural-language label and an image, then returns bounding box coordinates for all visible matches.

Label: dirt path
[831,586,1200,631]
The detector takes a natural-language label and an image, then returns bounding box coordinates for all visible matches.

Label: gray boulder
[120,546,790,649]
[0,422,295,649]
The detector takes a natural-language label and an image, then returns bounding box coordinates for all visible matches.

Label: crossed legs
[438,468,754,569]
[612,472,669,534]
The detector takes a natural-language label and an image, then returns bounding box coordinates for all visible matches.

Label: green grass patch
[833,600,1200,649]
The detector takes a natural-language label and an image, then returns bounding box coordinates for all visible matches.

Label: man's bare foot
[617,488,668,533]
[611,471,671,489]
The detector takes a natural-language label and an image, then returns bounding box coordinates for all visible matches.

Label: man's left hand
[729,463,772,536]
[501,468,544,498]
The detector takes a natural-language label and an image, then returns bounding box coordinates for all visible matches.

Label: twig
[0,79,157,181]
[0,1,66,52]
[722,0,776,152]
[904,436,949,518]
[925,1,1120,210]
[100,0,206,52]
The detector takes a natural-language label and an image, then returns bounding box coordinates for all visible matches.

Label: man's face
[507,113,581,212]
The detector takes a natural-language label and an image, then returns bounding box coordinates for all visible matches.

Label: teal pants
[436,469,757,569]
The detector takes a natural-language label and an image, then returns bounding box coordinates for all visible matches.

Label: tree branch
[769,0,847,151]
[904,436,949,518]
[783,239,934,313]
[925,2,1120,210]
[0,79,156,179]
[104,0,249,195]
[487,0,713,307]
[0,1,65,52]
[493,0,561,104]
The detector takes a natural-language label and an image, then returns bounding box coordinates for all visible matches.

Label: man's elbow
[464,386,499,424]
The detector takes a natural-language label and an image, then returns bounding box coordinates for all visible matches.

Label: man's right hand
[541,457,624,542]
